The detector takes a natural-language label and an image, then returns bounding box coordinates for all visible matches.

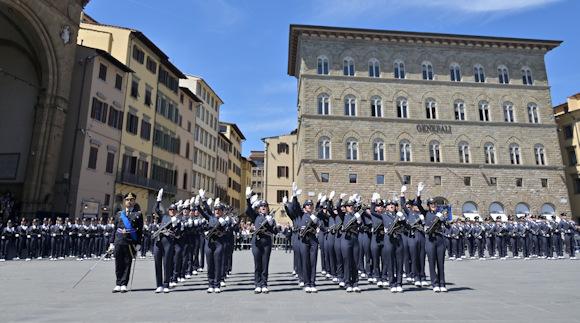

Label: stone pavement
[0,250,579,322]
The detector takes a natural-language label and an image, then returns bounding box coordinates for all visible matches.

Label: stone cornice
[299,159,564,172]
[288,24,562,76]
[301,73,551,92]
[300,114,557,130]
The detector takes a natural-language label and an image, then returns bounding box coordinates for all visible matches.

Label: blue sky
[85,0,579,155]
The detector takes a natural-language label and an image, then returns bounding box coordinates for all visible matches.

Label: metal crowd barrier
[233,233,292,251]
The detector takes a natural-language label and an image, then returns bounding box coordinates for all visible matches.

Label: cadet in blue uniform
[357,198,372,282]
[104,218,115,260]
[369,195,386,287]
[181,205,195,276]
[315,194,328,278]
[282,195,303,285]
[199,196,229,293]
[340,196,362,293]
[333,196,347,287]
[171,200,187,286]
[1,219,14,261]
[50,217,65,260]
[400,183,429,287]
[560,213,577,259]
[550,216,563,259]
[152,189,178,293]
[41,218,51,258]
[472,217,485,259]
[109,192,143,293]
[26,219,42,260]
[322,192,338,281]
[245,187,277,293]
[190,202,206,275]
[15,218,28,260]
[77,218,89,260]
[423,198,449,292]
[381,199,406,293]
[290,182,320,293]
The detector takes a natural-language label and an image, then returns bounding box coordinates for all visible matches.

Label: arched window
[498,65,509,84]
[429,140,441,163]
[454,100,465,120]
[346,138,358,160]
[515,203,530,216]
[521,67,533,85]
[422,61,434,80]
[396,97,408,118]
[318,136,331,160]
[450,63,461,82]
[370,96,382,117]
[373,139,385,161]
[368,58,380,77]
[394,60,405,79]
[528,103,539,123]
[490,202,505,215]
[479,100,490,122]
[317,56,329,75]
[503,101,515,122]
[343,57,355,76]
[425,98,437,119]
[400,140,411,162]
[484,142,496,164]
[462,202,478,215]
[317,93,330,115]
[509,143,521,165]
[535,144,546,165]
[474,64,485,83]
[458,141,470,163]
[344,95,356,116]
[540,203,555,215]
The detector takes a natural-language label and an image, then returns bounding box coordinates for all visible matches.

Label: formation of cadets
[1,184,578,295]
[283,182,579,294]
[0,216,115,261]
[444,212,578,261]
[284,182,452,293]
[148,188,239,294]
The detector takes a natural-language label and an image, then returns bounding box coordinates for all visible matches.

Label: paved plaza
[0,250,579,322]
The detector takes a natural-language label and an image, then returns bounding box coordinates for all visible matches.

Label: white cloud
[313,0,562,20]
[417,0,562,13]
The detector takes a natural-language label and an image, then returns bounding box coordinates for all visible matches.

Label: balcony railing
[116,172,177,195]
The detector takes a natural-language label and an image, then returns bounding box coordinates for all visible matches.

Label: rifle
[299,215,318,239]
[151,220,174,240]
[386,214,405,236]
[329,222,342,234]
[408,216,424,232]
[341,214,359,235]
[371,222,384,235]
[426,210,448,235]
[205,224,225,241]
[254,211,276,239]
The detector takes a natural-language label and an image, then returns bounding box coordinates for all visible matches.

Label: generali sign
[416,124,452,134]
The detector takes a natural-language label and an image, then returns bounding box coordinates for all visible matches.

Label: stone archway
[0,0,87,217]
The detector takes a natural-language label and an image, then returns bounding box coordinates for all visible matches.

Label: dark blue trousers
[358,232,371,275]
[205,238,224,288]
[382,235,403,286]
[299,236,318,287]
[341,233,359,287]
[426,234,446,288]
[154,236,174,288]
[251,235,272,287]
[370,233,383,280]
